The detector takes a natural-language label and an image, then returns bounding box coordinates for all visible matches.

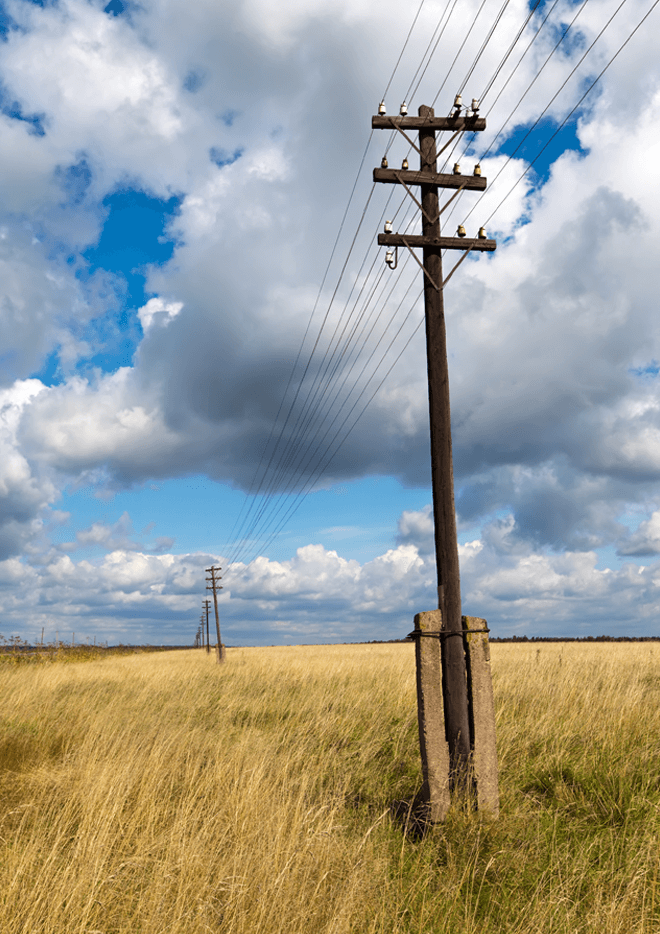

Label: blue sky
[1,0,660,645]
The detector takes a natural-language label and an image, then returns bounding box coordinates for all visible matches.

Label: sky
[2,0,660,645]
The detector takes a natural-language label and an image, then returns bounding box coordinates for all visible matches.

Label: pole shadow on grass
[390,794,433,840]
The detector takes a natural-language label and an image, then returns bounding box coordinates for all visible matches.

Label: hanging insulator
[400,101,408,116]
[471,99,480,112]
[457,225,466,238]
[453,163,461,175]
[385,249,394,267]
[378,100,386,115]
[381,156,388,169]
[401,157,409,170]
[478,227,487,239]
[474,163,482,176]
[384,220,393,233]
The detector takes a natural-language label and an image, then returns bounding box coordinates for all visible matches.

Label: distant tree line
[358,635,660,644]
[489,635,660,643]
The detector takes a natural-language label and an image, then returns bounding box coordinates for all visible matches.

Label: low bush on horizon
[0,642,658,932]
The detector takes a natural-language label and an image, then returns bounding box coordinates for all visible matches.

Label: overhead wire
[225,179,426,566]
[227,215,422,567]
[457,0,636,232]
[223,181,379,562]
[263,217,420,500]
[223,161,431,567]
[407,0,462,103]
[479,0,592,162]
[482,0,660,227]
[437,0,590,225]
[382,0,429,102]
[431,0,490,109]
[245,287,426,561]
[437,0,548,176]
[478,0,547,103]
[224,189,407,566]
[456,0,515,98]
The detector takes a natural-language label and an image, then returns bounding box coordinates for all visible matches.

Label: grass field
[1,641,659,933]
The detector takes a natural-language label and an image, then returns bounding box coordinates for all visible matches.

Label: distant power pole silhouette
[203,599,212,655]
[205,566,225,663]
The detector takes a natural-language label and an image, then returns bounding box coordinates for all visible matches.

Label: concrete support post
[463,616,499,816]
[413,610,451,822]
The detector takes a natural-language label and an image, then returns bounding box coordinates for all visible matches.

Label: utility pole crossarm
[372,115,486,131]
[374,168,486,190]
[378,233,496,251]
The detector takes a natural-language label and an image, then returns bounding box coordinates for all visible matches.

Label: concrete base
[411,610,499,821]
[463,616,499,816]
[413,610,450,822]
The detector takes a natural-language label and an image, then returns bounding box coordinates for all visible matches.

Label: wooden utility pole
[203,599,212,655]
[373,100,498,812]
[205,566,225,663]
[199,613,205,649]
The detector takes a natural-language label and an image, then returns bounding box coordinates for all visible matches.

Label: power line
[483,0,660,227]
[225,198,425,566]
[239,290,426,565]
[456,0,516,98]
[436,0,547,175]
[382,0,428,102]
[431,0,490,109]
[480,0,592,162]
[436,0,590,220]
[458,0,637,231]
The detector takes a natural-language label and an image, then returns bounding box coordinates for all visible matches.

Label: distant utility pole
[373,99,498,818]
[203,599,212,655]
[199,613,206,649]
[205,566,225,663]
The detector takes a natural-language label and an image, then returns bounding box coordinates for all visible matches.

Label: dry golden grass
[1,641,659,932]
